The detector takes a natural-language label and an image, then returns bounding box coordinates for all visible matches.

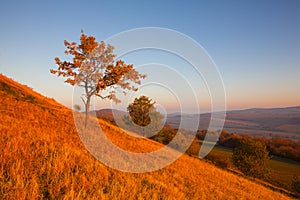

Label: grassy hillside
[0,74,290,199]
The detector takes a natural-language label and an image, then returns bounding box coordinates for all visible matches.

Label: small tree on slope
[124,95,163,137]
[51,32,145,126]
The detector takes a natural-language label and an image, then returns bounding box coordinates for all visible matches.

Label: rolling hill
[167,107,300,140]
[0,74,290,199]
[95,108,127,124]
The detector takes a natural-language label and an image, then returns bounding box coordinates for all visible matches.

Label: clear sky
[0,0,299,112]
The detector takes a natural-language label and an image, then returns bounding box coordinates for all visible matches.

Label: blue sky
[0,0,299,112]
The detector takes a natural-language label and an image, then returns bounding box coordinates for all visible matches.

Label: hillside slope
[0,74,290,199]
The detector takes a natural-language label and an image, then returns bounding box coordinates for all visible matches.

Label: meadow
[0,74,292,199]
[206,145,300,195]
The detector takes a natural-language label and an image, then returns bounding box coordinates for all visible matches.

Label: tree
[124,96,163,136]
[128,96,154,127]
[232,138,269,178]
[51,32,146,126]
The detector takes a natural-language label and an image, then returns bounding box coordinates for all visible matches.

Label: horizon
[2,71,299,114]
[93,104,300,115]
[1,0,299,112]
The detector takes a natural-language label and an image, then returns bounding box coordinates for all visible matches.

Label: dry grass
[0,74,290,199]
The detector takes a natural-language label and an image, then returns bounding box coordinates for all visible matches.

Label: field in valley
[207,145,300,195]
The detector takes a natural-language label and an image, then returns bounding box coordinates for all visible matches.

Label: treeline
[149,125,300,195]
[99,113,300,162]
[196,130,300,162]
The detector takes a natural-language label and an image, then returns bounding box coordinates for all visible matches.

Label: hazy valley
[166,106,300,140]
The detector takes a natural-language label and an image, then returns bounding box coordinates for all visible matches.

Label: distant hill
[96,106,300,140]
[95,108,127,123]
[0,74,290,199]
[167,106,300,140]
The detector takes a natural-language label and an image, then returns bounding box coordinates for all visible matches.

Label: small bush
[232,138,269,178]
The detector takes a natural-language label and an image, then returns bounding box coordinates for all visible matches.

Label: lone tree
[124,95,163,136]
[232,138,269,178]
[51,32,145,126]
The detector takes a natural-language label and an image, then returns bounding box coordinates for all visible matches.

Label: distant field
[268,157,300,190]
[167,106,300,140]
[207,145,300,192]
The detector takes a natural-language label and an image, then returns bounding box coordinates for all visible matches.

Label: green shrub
[232,138,269,178]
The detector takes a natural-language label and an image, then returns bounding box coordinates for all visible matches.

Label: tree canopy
[232,138,269,178]
[123,96,164,137]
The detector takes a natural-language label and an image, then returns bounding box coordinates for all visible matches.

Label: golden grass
[0,74,290,199]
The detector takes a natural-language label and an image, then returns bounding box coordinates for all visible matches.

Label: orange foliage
[50,32,145,104]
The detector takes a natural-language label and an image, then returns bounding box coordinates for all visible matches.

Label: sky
[0,0,299,113]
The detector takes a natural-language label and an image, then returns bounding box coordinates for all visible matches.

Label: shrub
[232,138,269,178]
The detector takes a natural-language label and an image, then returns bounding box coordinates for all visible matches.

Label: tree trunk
[85,96,91,127]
